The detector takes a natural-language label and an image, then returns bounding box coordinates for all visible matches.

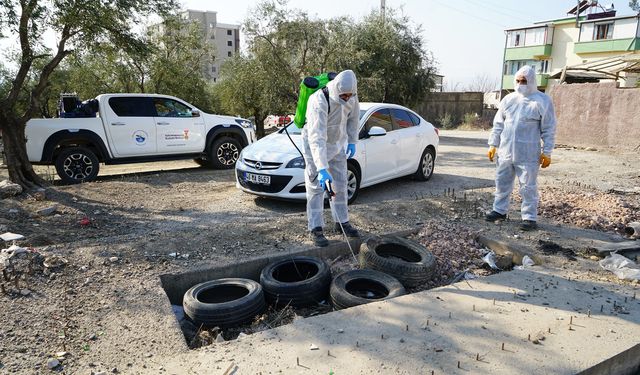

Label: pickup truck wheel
[54,147,100,184]
[209,137,241,169]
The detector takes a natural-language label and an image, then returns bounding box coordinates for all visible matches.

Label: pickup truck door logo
[133,130,148,145]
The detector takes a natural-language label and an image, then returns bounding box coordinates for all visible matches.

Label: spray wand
[324,180,358,264]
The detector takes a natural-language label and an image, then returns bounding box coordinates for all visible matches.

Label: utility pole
[575,0,581,28]
[381,0,386,22]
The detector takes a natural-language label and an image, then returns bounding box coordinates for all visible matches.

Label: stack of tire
[182,256,334,328]
[182,236,436,328]
[330,236,436,309]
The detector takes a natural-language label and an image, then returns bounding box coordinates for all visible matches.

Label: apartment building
[501,2,640,92]
[182,10,240,82]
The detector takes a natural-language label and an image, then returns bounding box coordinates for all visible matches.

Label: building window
[227,30,232,35]
[594,22,613,40]
[213,78,217,83]
[227,41,232,47]
[210,34,215,40]
[211,66,216,73]
[209,22,215,29]
[508,30,525,47]
[227,51,232,57]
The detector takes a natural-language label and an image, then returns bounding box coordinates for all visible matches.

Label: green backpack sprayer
[284,72,338,175]
[292,72,337,128]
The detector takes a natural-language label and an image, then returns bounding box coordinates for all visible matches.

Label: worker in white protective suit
[485,65,557,231]
[302,70,360,247]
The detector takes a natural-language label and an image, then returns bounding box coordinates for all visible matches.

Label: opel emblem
[255,161,262,170]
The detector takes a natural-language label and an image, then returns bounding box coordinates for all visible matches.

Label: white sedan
[235,102,439,203]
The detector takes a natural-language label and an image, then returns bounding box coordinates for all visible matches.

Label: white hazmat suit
[488,65,556,222]
[302,70,360,230]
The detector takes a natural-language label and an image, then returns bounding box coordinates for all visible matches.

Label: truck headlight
[235,119,252,129]
[286,156,305,169]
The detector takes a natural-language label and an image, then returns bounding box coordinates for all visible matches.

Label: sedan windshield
[281,110,367,135]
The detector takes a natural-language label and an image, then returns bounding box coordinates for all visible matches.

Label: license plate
[245,172,271,185]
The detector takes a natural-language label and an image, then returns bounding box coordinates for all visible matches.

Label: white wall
[580,17,639,41]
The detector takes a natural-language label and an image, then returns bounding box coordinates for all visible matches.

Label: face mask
[515,84,528,95]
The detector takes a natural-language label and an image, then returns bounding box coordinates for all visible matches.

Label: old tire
[54,147,100,184]
[414,147,435,181]
[183,278,265,328]
[360,236,436,288]
[209,136,241,169]
[330,269,406,310]
[260,256,331,307]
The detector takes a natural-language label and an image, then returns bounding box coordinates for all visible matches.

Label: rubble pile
[538,187,640,234]
[0,245,45,295]
[414,222,494,290]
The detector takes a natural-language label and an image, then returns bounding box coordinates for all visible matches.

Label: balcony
[505,44,553,60]
[502,74,550,90]
[574,37,640,54]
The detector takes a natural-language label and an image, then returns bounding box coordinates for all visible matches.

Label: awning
[553,53,640,83]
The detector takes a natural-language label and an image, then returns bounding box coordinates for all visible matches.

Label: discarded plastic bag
[599,253,640,281]
[515,255,535,270]
[482,251,499,270]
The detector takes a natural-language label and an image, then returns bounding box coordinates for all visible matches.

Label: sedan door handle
[416,133,423,138]
[390,139,398,145]
[157,122,170,126]
[111,122,125,126]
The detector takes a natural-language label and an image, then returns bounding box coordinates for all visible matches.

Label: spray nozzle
[324,180,335,198]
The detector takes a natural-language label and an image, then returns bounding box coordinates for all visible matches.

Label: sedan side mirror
[368,126,387,137]
[191,110,201,118]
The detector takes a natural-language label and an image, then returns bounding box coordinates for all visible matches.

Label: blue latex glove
[318,169,333,189]
[346,143,356,159]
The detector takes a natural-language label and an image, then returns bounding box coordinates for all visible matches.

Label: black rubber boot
[485,210,507,222]
[334,222,360,238]
[310,227,329,247]
[519,220,538,231]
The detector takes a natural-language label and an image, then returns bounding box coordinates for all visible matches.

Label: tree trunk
[0,112,46,190]
[254,110,266,139]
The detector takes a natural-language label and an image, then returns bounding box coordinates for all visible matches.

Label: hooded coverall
[302,70,360,230]
[488,65,557,221]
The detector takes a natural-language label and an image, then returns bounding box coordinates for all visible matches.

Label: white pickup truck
[25,93,255,184]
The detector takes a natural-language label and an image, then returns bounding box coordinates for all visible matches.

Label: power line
[459,0,534,24]
[430,0,508,28]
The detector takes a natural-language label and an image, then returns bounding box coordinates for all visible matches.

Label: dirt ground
[0,130,639,374]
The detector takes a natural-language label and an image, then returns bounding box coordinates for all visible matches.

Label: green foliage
[32,14,218,117]
[463,112,478,125]
[340,9,435,105]
[216,55,275,138]
[630,0,640,12]
[219,0,436,137]
[437,112,454,129]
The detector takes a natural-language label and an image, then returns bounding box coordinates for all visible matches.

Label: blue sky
[185,0,636,89]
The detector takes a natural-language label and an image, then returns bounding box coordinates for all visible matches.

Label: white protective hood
[326,70,358,103]
[514,65,538,96]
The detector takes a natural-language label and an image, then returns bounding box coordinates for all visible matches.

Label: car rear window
[391,109,415,129]
[108,97,155,117]
[408,112,422,126]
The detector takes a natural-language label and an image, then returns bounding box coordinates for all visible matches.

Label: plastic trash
[482,251,499,270]
[515,255,535,270]
[0,232,24,242]
[599,253,640,281]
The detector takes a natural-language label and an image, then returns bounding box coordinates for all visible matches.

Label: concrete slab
[155,267,640,375]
